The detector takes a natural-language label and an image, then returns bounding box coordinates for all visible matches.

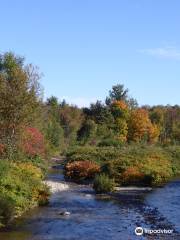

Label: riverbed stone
[59,211,71,216]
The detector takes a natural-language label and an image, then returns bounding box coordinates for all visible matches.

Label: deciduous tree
[128,108,159,143]
[0,52,42,151]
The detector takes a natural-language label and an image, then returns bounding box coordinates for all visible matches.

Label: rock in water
[59,211,71,216]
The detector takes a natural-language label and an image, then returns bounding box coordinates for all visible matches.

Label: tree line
[0,52,179,160]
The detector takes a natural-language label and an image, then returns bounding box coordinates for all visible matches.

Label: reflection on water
[0,164,179,240]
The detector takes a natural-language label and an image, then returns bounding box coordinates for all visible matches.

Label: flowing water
[0,159,179,240]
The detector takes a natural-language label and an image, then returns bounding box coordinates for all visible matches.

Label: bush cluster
[65,145,176,187]
[103,145,173,186]
[0,160,50,227]
[66,146,121,164]
[65,160,100,181]
[98,138,124,147]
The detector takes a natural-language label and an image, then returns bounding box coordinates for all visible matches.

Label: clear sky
[1,0,180,107]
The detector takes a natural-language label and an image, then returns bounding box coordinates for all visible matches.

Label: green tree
[77,119,97,144]
[44,96,64,150]
[110,100,129,142]
[46,120,64,148]
[106,84,129,105]
[59,104,83,146]
[84,101,114,125]
[47,96,59,107]
[0,52,42,152]
[46,96,59,121]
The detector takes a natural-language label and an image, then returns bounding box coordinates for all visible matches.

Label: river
[0,159,179,240]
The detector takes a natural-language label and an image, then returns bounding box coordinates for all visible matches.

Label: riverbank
[65,145,180,189]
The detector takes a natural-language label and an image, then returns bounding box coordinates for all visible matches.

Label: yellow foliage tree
[111,100,129,142]
[128,109,159,143]
[148,123,160,143]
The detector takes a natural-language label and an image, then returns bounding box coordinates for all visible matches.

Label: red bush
[65,160,100,180]
[21,127,45,157]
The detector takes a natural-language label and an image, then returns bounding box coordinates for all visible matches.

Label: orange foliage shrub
[65,160,100,180]
[121,166,145,185]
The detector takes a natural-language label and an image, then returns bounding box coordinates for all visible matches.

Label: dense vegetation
[0,53,52,227]
[64,83,179,192]
[64,75,179,192]
[0,161,49,227]
[0,51,179,225]
[66,145,179,188]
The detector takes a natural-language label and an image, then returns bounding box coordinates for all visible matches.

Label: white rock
[115,186,152,191]
[85,194,92,198]
[59,211,71,216]
[43,180,69,193]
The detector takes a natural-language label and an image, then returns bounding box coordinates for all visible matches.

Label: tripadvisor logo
[135,227,143,236]
[135,227,174,236]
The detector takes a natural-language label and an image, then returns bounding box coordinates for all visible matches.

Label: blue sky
[1,0,180,106]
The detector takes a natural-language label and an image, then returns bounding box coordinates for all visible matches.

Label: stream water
[0,160,179,240]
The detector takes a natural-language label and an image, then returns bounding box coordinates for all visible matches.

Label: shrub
[26,155,48,174]
[0,160,50,227]
[36,183,50,206]
[66,145,174,186]
[65,160,100,180]
[121,166,145,185]
[102,145,173,186]
[164,145,180,176]
[141,153,173,186]
[66,146,121,165]
[93,174,115,193]
[98,139,124,147]
[21,127,45,158]
[0,195,15,227]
